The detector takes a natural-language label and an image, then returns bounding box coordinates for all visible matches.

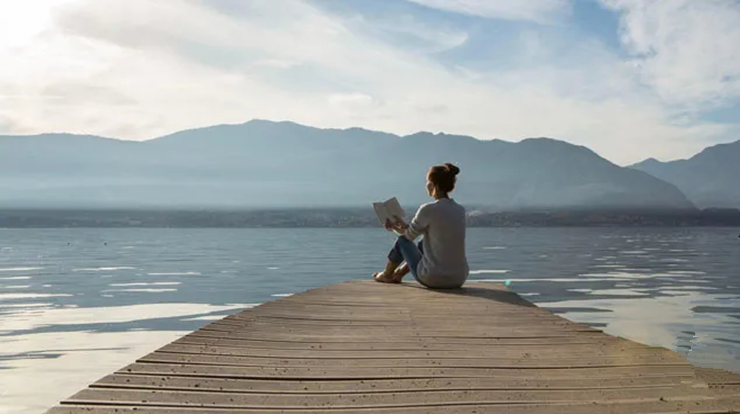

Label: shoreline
[2,207,740,228]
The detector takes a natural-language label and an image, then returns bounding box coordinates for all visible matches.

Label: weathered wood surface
[47,281,740,413]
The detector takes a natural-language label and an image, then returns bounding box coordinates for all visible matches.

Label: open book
[372,197,406,229]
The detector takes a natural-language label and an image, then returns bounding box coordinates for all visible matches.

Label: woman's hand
[385,217,409,234]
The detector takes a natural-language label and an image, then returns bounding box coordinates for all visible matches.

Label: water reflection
[0,299,251,413]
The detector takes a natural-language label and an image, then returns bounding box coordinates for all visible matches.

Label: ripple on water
[73,267,137,272]
[473,277,632,283]
[0,267,44,272]
[659,290,693,296]
[469,270,510,275]
[658,286,720,291]
[0,293,74,300]
[568,288,650,296]
[101,288,178,293]
[0,303,52,309]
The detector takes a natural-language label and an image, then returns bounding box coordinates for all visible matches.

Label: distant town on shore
[2,207,739,228]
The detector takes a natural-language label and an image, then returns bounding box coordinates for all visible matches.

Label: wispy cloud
[0,0,738,164]
[405,0,571,23]
[602,0,740,108]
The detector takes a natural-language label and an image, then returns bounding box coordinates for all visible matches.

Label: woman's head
[426,163,460,198]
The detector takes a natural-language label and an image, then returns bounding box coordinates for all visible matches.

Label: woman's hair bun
[428,163,459,193]
[444,163,460,176]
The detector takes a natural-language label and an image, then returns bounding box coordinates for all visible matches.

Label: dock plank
[64,386,714,408]
[92,373,690,392]
[46,281,740,413]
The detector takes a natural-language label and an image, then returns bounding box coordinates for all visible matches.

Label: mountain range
[630,140,740,209]
[0,119,735,210]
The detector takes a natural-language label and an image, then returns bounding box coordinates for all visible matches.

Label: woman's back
[415,198,468,288]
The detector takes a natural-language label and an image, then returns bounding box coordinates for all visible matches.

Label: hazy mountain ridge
[631,140,740,208]
[0,120,695,210]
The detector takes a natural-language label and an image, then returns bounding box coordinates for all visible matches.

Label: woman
[373,163,469,289]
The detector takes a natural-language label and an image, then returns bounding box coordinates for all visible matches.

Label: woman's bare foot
[373,271,400,284]
[391,264,410,282]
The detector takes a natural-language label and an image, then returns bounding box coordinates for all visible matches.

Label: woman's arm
[396,205,431,240]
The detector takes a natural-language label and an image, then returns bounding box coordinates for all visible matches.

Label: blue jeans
[387,236,428,287]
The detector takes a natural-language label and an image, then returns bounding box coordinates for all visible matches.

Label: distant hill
[0,120,694,210]
[631,140,740,208]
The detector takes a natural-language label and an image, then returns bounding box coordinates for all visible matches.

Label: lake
[1,227,739,413]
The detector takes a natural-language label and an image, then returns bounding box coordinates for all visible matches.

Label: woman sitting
[374,163,469,289]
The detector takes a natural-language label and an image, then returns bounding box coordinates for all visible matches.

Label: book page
[385,197,405,222]
[372,202,389,225]
[372,197,404,228]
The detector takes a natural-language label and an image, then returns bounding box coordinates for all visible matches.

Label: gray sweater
[405,198,469,288]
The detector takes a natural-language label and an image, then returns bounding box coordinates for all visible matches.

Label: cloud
[42,83,137,106]
[328,92,375,106]
[0,0,737,164]
[602,0,740,108]
[252,59,300,69]
[341,11,469,54]
[0,0,73,49]
[404,0,571,23]
[0,114,21,134]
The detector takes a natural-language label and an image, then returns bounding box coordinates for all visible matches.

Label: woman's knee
[396,235,413,247]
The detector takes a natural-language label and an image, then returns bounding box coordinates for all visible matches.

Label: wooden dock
[48,281,740,413]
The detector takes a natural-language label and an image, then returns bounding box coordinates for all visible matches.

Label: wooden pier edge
[46,280,740,413]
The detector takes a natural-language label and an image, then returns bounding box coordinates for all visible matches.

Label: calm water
[1,227,739,413]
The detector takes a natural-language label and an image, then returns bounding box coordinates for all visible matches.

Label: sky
[0,0,739,165]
